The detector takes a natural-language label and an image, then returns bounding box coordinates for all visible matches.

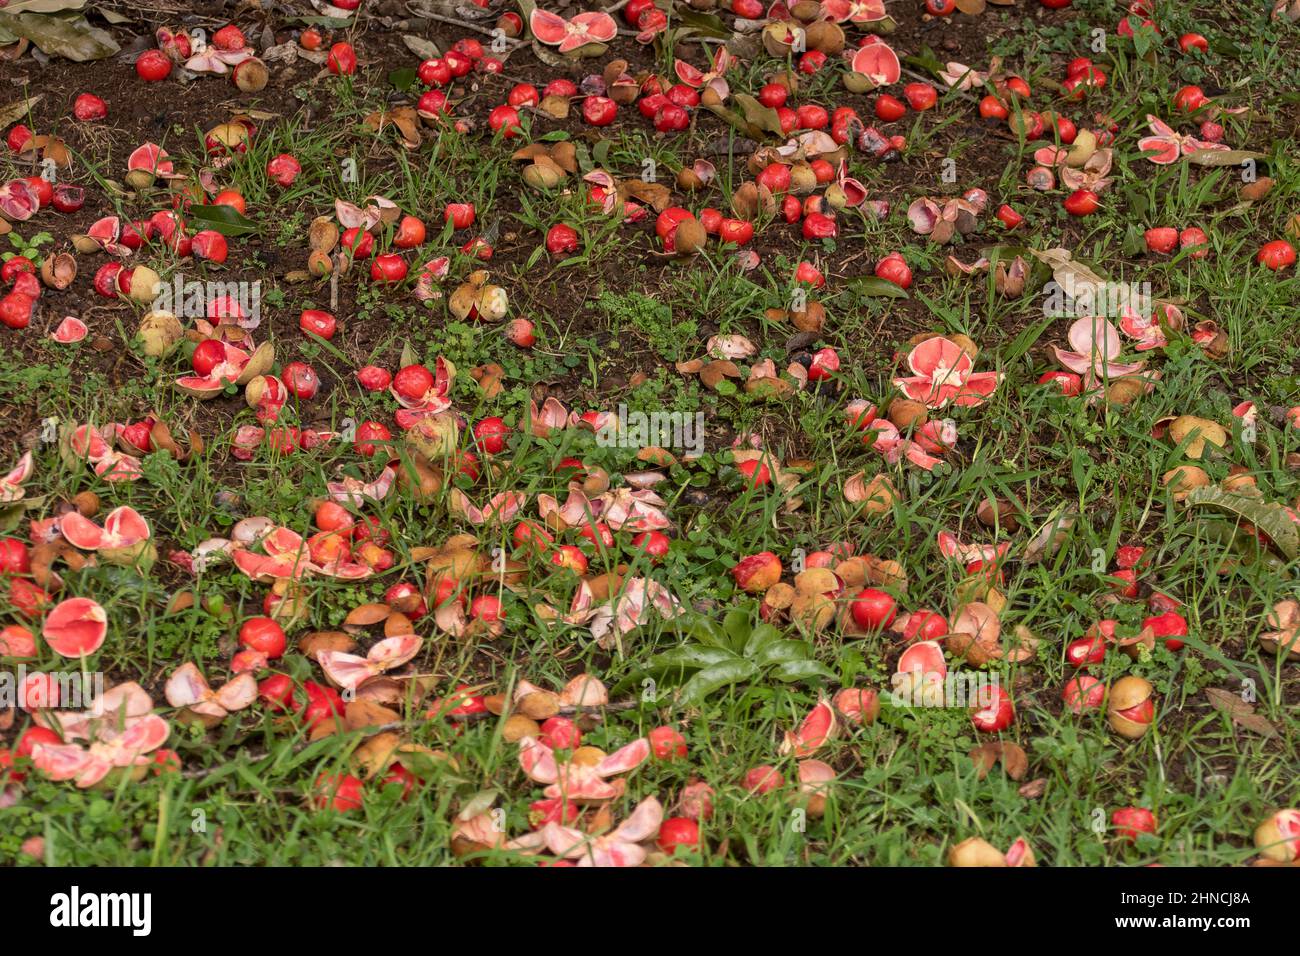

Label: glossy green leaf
[676,659,760,708]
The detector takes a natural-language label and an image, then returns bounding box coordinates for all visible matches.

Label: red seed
[327,42,357,75]
[902,82,937,111]
[135,50,172,82]
[850,588,896,631]
[1258,239,1296,270]
[72,93,108,122]
[1063,189,1099,216]
[874,94,907,122]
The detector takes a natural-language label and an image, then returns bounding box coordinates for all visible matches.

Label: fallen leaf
[0,94,41,129]
[345,700,401,730]
[0,11,119,61]
[1204,686,1253,717]
[402,34,441,59]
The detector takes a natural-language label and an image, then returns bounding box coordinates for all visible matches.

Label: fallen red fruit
[1038,370,1082,395]
[1144,227,1178,254]
[299,309,337,339]
[582,96,617,126]
[971,685,1014,732]
[631,531,670,561]
[902,82,937,111]
[1063,189,1099,216]
[1258,240,1296,270]
[354,420,392,456]
[996,204,1024,228]
[1063,675,1106,713]
[473,417,509,454]
[370,253,408,283]
[191,230,228,263]
[328,42,357,75]
[1173,85,1207,111]
[736,458,771,487]
[281,361,320,400]
[648,725,687,760]
[240,616,287,658]
[546,223,579,255]
[1066,635,1107,667]
[469,594,502,623]
[539,716,581,750]
[657,818,701,854]
[0,292,35,330]
[1143,610,1188,651]
[488,104,522,138]
[851,588,897,631]
[874,94,907,122]
[314,773,364,812]
[758,83,788,108]
[444,202,475,230]
[732,551,782,592]
[266,153,301,187]
[72,93,108,121]
[743,765,784,794]
[394,215,426,248]
[135,50,172,82]
[1112,807,1157,841]
[0,538,32,574]
[874,252,912,289]
[212,24,246,50]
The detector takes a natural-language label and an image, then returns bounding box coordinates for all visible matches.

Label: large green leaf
[676,659,760,708]
[645,645,739,675]
[188,204,259,238]
[733,94,786,138]
[843,275,909,299]
[752,639,815,668]
[1185,487,1298,560]
[768,660,837,683]
[671,616,730,648]
[742,622,782,658]
[722,607,753,653]
[673,10,729,38]
[4,0,87,13]
[0,12,118,61]
[0,496,43,533]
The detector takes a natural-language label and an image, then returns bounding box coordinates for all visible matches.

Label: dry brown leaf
[1233,713,1279,738]
[345,700,401,730]
[1203,687,1277,736]
[1204,686,1253,717]
[353,731,402,778]
[619,179,671,211]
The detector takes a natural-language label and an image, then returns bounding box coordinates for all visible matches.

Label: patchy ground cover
[0,0,1298,867]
